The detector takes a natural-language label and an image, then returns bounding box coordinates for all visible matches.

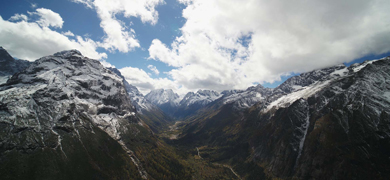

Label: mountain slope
[175,57,390,179]
[108,67,174,133]
[173,90,222,119]
[145,89,180,116]
[0,47,31,84]
[247,58,390,179]
[180,90,221,107]
[0,50,191,180]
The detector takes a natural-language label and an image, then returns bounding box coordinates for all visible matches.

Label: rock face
[220,84,273,110]
[251,57,390,179]
[177,57,390,179]
[108,67,154,113]
[144,86,272,119]
[180,90,221,107]
[173,90,222,119]
[0,47,31,84]
[108,67,174,132]
[0,50,189,180]
[145,89,180,115]
[3,46,388,179]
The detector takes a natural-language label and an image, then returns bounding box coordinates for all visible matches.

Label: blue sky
[264,52,390,88]
[1,0,390,94]
[0,0,184,80]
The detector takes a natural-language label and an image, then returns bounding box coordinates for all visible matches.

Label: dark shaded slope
[175,57,390,179]
[0,50,191,180]
[0,47,31,84]
[108,67,174,133]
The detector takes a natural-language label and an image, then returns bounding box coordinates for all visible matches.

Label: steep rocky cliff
[176,57,390,179]
[0,46,31,84]
[108,67,174,133]
[0,50,189,180]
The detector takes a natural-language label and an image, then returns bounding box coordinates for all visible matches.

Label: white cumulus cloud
[0,8,106,61]
[62,30,75,37]
[28,8,64,28]
[119,66,182,95]
[149,0,390,92]
[147,64,160,75]
[9,14,28,21]
[30,3,37,9]
[72,0,164,53]
[71,0,93,9]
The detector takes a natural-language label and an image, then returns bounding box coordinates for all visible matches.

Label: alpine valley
[1,47,390,180]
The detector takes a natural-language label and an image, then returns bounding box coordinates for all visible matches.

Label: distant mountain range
[1,47,389,179]
[175,56,390,179]
[108,67,174,133]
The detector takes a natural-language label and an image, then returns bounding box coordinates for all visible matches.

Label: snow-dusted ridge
[187,57,390,113]
[0,47,31,84]
[180,90,222,107]
[108,67,154,113]
[143,58,387,115]
[264,57,390,112]
[145,89,180,106]
[248,56,390,179]
[0,50,149,179]
[220,84,272,110]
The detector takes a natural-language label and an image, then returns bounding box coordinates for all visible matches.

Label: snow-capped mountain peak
[1,50,141,143]
[0,46,14,63]
[145,89,180,106]
[221,84,271,110]
[108,67,154,113]
[53,49,83,59]
[179,89,222,107]
[273,63,347,94]
[264,57,390,112]
[349,59,380,72]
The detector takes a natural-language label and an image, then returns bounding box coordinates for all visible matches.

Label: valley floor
[157,121,253,180]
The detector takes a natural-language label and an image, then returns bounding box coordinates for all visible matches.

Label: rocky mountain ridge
[0,49,190,179]
[0,46,31,84]
[1,46,389,179]
[249,57,390,179]
[108,67,174,132]
[142,63,352,118]
[179,90,222,107]
[144,89,181,116]
[108,67,154,113]
[175,56,390,179]
[145,89,180,106]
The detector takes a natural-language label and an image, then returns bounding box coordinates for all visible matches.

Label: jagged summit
[0,46,15,62]
[144,89,180,116]
[177,56,390,180]
[1,47,389,179]
[220,85,271,110]
[0,47,31,84]
[0,50,198,179]
[264,57,390,112]
[108,67,175,132]
[1,50,138,138]
[0,50,155,178]
[196,89,219,96]
[179,89,221,107]
[273,63,347,94]
[249,56,390,179]
[53,49,83,58]
[108,67,154,113]
[145,89,180,105]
